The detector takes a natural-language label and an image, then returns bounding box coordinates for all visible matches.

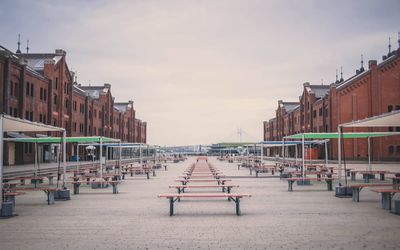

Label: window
[73,122,77,132]
[55,77,58,90]
[9,107,13,116]
[388,146,394,155]
[388,105,393,112]
[73,101,77,111]
[65,99,69,109]
[25,111,29,120]
[43,89,47,101]
[313,110,317,118]
[39,114,43,123]
[40,87,43,100]
[14,82,18,97]
[13,108,17,117]
[397,146,400,155]
[10,82,13,96]
[54,95,58,105]
[396,105,400,111]
[26,82,30,96]
[30,84,34,97]
[30,112,33,121]
[389,127,393,132]
[43,115,46,124]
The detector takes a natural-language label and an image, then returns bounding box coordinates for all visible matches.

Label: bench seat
[371,189,400,210]
[286,178,335,191]
[158,193,251,216]
[349,184,400,202]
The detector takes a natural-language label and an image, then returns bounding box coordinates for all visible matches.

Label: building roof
[281,102,300,112]
[114,102,133,112]
[16,53,63,71]
[305,85,330,98]
[79,84,111,99]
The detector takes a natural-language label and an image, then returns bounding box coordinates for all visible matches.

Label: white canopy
[341,110,400,128]
[3,115,64,132]
[1,115,66,202]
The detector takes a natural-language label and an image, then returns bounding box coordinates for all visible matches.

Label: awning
[284,132,400,140]
[3,115,64,132]
[340,110,400,127]
[4,136,119,144]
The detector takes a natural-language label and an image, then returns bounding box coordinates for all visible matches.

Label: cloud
[1,0,399,145]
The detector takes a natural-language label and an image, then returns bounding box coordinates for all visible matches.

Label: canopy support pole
[34,142,38,177]
[118,141,122,175]
[324,141,328,167]
[62,130,66,188]
[282,139,285,164]
[0,116,4,202]
[77,144,80,173]
[338,126,342,185]
[368,137,371,171]
[99,137,103,180]
[302,134,305,178]
[139,145,142,164]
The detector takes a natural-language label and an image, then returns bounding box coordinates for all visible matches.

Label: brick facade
[0,45,147,165]
[264,46,400,161]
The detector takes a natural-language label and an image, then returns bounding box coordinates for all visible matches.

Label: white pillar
[139,145,142,164]
[118,141,122,174]
[34,143,38,177]
[302,134,305,178]
[0,116,4,201]
[324,141,328,167]
[338,126,342,185]
[99,137,103,179]
[368,137,371,171]
[62,130,67,188]
[77,144,80,173]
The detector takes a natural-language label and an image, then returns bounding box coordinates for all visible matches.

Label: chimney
[104,83,111,89]
[303,82,310,87]
[55,49,66,55]
[368,60,377,69]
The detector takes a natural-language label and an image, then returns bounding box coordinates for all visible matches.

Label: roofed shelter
[0,115,65,202]
[284,131,400,181]
[4,136,120,181]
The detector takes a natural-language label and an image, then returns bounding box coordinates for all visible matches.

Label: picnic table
[371,189,400,210]
[169,184,239,194]
[66,180,122,194]
[350,170,388,182]
[4,187,67,205]
[349,183,399,202]
[175,179,231,186]
[158,193,251,216]
[286,177,335,191]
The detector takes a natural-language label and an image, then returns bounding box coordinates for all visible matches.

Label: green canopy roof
[4,136,119,144]
[284,132,400,140]
[216,142,256,147]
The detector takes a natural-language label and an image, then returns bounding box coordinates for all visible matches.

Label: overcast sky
[1,0,399,145]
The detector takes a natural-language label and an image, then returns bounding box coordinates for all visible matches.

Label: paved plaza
[0,157,399,250]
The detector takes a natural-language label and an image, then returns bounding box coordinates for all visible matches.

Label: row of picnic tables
[159,157,251,216]
[276,164,400,214]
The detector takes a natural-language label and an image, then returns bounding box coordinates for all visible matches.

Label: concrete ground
[0,156,399,250]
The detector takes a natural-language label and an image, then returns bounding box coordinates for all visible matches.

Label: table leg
[235,198,241,216]
[169,197,174,216]
[352,188,360,202]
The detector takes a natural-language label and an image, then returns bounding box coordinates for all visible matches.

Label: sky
[1,0,399,146]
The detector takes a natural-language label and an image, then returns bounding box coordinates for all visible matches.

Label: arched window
[388,105,393,112]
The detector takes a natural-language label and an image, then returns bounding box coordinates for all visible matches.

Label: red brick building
[264,44,400,161]
[1,45,147,165]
